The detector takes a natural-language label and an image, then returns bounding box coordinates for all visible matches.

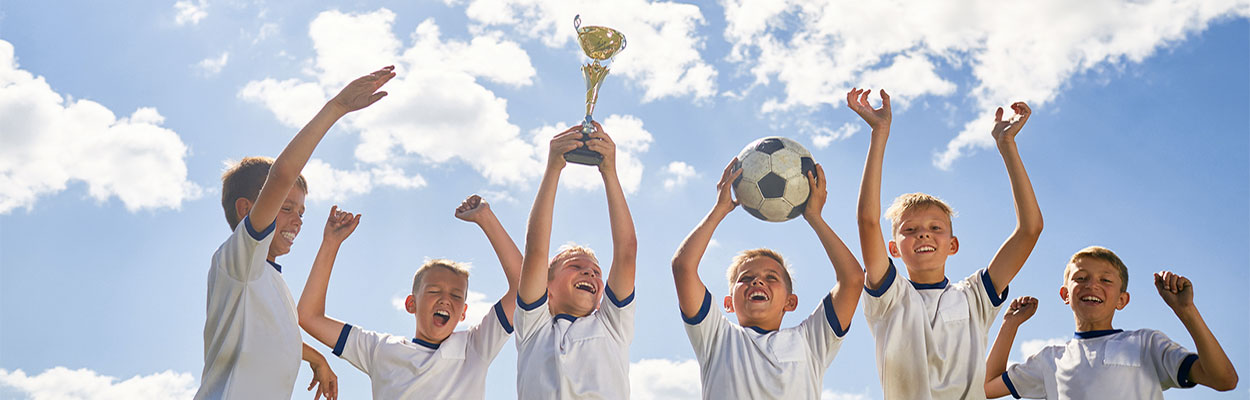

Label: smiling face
[266,187,306,261]
[1061,256,1130,331]
[889,205,958,280]
[407,265,469,344]
[547,253,603,317]
[724,256,797,331]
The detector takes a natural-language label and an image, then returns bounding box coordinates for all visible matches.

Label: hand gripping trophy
[564,15,627,166]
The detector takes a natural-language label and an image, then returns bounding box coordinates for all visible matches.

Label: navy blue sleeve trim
[517,292,547,311]
[865,259,897,298]
[493,301,514,334]
[1177,354,1199,388]
[1002,371,1022,399]
[605,286,636,308]
[981,268,1009,307]
[822,293,848,337]
[682,290,712,325]
[241,215,276,241]
[332,323,352,357]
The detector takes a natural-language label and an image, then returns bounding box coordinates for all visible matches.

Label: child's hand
[454,194,493,224]
[547,126,585,171]
[846,88,891,131]
[1154,270,1194,311]
[1003,296,1038,326]
[306,359,338,400]
[585,122,617,175]
[323,205,361,244]
[991,102,1031,143]
[329,66,396,114]
[715,158,742,214]
[802,163,827,221]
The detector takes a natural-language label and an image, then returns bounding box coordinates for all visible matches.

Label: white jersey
[683,289,847,400]
[1003,329,1199,399]
[195,216,301,400]
[332,300,514,399]
[514,287,634,400]
[863,259,1008,400]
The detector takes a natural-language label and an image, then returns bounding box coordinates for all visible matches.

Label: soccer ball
[732,136,816,222]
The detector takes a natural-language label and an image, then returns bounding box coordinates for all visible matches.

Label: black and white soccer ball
[732,136,816,222]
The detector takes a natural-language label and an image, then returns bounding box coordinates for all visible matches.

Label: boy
[985,247,1238,398]
[514,122,638,399]
[671,159,863,399]
[297,195,522,399]
[850,88,1044,399]
[196,66,394,400]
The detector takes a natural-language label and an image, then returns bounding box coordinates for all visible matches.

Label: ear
[1115,291,1130,310]
[887,241,901,258]
[723,296,734,314]
[405,294,417,314]
[234,197,253,223]
[948,236,959,255]
[784,294,798,312]
[1059,286,1070,304]
[461,304,468,321]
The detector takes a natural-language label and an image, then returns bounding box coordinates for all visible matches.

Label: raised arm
[1156,271,1238,391]
[249,66,394,233]
[297,206,360,347]
[986,102,1044,289]
[985,296,1038,398]
[519,126,586,304]
[586,123,638,298]
[455,195,522,325]
[803,164,864,331]
[672,159,741,319]
[849,89,893,289]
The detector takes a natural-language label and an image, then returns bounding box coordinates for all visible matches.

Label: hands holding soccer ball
[715,158,743,215]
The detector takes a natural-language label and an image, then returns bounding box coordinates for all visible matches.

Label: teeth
[434,310,449,317]
[575,282,595,293]
[916,246,936,253]
[1080,296,1103,303]
[748,291,768,301]
[282,232,295,241]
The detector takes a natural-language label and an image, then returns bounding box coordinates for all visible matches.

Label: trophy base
[563,147,603,166]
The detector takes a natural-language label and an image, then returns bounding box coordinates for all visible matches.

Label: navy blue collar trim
[1074,329,1123,339]
[554,313,578,323]
[267,260,282,273]
[412,337,441,350]
[910,277,948,290]
[746,326,774,334]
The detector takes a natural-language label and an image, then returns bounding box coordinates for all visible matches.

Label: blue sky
[1,1,1247,399]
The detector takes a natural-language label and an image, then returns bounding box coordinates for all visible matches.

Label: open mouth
[574,281,597,294]
[1079,295,1104,304]
[747,289,769,302]
[281,231,296,243]
[915,245,936,253]
[433,310,450,326]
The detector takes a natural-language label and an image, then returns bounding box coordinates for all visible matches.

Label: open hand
[547,126,586,171]
[330,66,396,114]
[991,102,1031,142]
[1154,270,1194,311]
[454,194,492,223]
[585,122,618,174]
[323,205,361,244]
[1003,296,1038,326]
[716,158,742,213]
[802,163,827,221]
[846,88,891,131]
[306,360,338,400]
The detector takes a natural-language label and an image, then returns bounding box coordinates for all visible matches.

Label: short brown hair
[884,192,955,235]
[548,243,599,280]
[220,157,308,230]
[412,259,472,294]
[1064,246,1129,292]
[725,248,793,293]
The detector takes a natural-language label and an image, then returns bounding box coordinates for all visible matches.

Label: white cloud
[822,389,872,400]
[389,290,493,326]
[809,122,860,149]
[0,367,196,400]
[662,161,698,190]
[0,40,202,214]
[195,51,229,76]
[527,114,653,195]
[451,0,718,101]
[1017,336,1068,363]
[629,358,702,400]
[722,0,1250,168]
[299,159,426,203]
[173,0,208,26]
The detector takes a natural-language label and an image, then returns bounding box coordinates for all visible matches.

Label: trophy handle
[574,14,581,30]
[619,36,626,53]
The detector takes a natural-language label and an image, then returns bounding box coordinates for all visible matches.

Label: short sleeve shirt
[514,287,635,400]
[683,289,847,399]
[1003,329,1199,399]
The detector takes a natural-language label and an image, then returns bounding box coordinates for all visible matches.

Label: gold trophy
[564,15,627,166]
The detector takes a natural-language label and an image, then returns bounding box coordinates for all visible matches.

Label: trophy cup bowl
[564,15,627,166]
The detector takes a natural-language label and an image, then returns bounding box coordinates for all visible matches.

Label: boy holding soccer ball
[670,159,863,399]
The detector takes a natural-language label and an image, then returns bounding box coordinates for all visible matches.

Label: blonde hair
[884,192,955,235]
[725,248,794,293]
[1064,246,1129,292]
[220,156,309,230]
[411,259,471,294]
[548,243,600,280]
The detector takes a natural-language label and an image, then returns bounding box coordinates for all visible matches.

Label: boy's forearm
[250,103,347,230]
[298,240,342,318]
[476,211,522,289]
[302,342,327,364]
[986,323,1020,382]
[602,171,638,294]
[672,207,726,316]
[987,139,1043,288]
[808,216,864,325]
[1173,305,1239,390]
[519,167,561,302]
[857,128,891,287]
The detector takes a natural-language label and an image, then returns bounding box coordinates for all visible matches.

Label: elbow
[842,269,865,289]
[1021,215,1043,237]
[1213,373,1239,392]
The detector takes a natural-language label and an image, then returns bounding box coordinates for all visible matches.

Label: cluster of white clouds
[721,0,1249,168]
[0,40,202,214]
[173,0,208,26]
[662,161,698,190]
[0,367,196,400]
[195,51,229,76]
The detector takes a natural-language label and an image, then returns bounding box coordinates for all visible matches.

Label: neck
[737,315,783,332]
[547,298,592,318]
[413,326,449,345]
[1074,315,1115,332]
[906,266,946,285]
